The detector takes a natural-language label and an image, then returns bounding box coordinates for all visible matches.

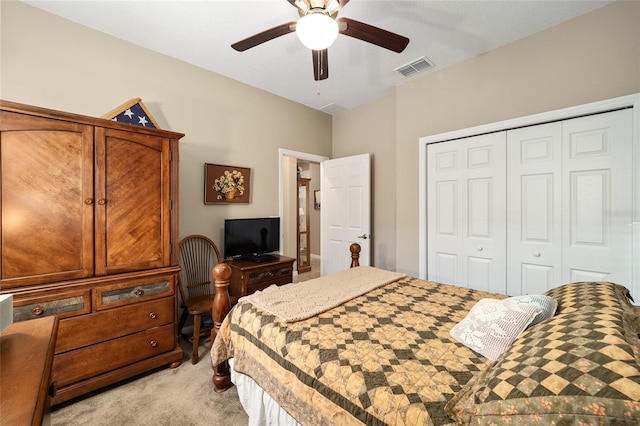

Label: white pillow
[503,294,557,325]
[450,298,539,361]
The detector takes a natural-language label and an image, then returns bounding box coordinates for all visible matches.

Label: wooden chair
[177,234,232,364]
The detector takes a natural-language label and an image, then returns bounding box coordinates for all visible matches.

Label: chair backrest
[178,235,223,302]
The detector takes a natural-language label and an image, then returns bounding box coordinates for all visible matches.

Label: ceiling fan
[231,0,410,81]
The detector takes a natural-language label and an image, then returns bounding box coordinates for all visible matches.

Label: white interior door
[507,122,563,295]
[561,109,633,284]
[321,153,371,276]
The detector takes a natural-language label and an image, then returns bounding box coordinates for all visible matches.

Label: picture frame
[205,163,251,204]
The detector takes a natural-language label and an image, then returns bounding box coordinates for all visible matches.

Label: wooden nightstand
[1,316,58,426]
[226,255,296,298]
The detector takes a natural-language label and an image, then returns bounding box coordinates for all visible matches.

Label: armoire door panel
[0,112,94,288]
[94,128,170,275]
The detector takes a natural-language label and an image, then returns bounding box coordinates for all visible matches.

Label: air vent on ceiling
[320,103,346,115]
[396,56,434,77]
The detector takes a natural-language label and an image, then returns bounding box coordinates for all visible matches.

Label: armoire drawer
[12,289,91,322]
[94,274,174,310]
[55,296,175,353]
[52,323,175,388]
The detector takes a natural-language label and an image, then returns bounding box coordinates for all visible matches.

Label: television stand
[249,254,277,263]
[226,255,295,298]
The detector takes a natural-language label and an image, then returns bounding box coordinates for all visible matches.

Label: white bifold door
[506,109,633,295]
[428,108,634,295]
[427,133,506,294]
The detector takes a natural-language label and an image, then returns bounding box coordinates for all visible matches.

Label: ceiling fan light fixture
[296,12,339,50]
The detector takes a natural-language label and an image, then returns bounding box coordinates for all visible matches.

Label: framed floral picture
[204,163,251,204]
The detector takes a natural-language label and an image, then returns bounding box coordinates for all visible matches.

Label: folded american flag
[103,98,159,129]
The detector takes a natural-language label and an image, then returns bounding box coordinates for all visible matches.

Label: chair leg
[192,314,201,364]
[178,308,189,338]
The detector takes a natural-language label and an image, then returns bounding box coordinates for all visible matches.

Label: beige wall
[3,1,639,275]
[333,94,397,270]
[335,1,640,276]
[1,1,332,251]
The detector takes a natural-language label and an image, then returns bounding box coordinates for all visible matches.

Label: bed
[210,244,640,425]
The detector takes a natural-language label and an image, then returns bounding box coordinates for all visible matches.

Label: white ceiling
[23,0,612,114]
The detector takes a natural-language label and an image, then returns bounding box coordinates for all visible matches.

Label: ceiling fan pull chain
[316,52,322,95]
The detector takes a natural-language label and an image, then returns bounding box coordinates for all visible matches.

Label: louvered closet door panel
[461,133,507,294]
[506,122,563,295]
[562,109,633,284]
[427,142,462,285]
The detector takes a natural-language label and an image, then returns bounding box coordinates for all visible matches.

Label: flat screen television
[224,217,280,262]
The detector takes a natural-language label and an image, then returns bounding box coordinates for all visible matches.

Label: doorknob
[357,234,368,240]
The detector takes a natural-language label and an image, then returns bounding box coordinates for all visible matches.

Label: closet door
[428,132,506,292]
[427,142,462,285]
[561,109,633,284]
[506,122,563,295]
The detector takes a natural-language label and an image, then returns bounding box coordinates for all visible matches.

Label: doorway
[278,149,328,278]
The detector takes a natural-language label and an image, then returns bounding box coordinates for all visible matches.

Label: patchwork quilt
[211,278,640,425]
[211,276,503,425]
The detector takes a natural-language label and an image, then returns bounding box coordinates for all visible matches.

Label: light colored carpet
[51,339,249,426]
[51,258,321,426]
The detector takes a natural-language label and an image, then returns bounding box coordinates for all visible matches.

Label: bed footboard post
[350,243,361,268]
[212,262,233,392]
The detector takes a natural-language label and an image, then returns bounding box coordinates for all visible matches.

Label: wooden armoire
[0,100,184,404]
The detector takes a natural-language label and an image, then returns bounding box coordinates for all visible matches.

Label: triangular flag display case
[102,97,160,129]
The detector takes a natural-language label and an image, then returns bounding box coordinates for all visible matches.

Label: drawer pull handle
[49,381,57,398]
[150,340,158,347]
[84,198,94,205]
[32,306,44,316]
[149,312,157,319]
[134,289,144,297]
[97,198,107,205]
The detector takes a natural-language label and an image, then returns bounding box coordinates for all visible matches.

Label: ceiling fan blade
[231,22,296,52]
[337,17,409,53]
[312,49,329,81]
